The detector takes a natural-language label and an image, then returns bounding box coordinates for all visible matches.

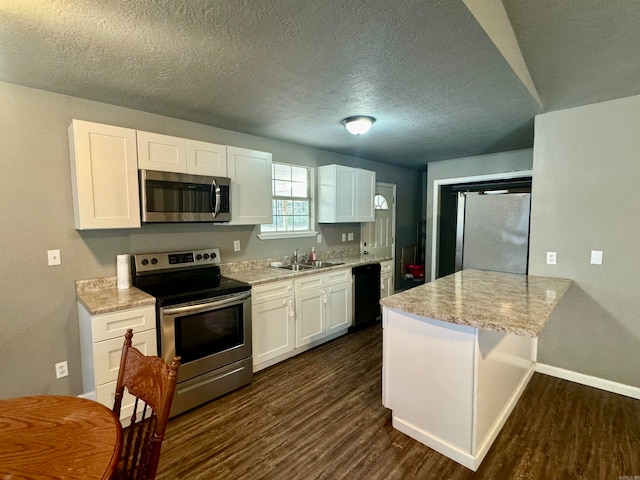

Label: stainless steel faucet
[292,248,299,264]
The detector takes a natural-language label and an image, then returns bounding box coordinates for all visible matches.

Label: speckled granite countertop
[76,277,155,315]
[380,269,573,338]
[76,253,392,314]
[221,254,392,286]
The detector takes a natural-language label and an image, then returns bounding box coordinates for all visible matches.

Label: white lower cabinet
[295,269,352,348]
[251,280,295,370]
[78,303,157,424]
[252,269,353,372]
[380,260,394,299]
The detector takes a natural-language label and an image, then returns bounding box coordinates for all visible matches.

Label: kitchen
[2,1,640,479]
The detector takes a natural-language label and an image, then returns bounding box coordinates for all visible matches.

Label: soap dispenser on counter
[309,247,317,262]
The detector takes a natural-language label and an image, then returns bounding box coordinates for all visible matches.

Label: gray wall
[425,149,534,281]
[530,95,640,387]
[0,81,422,398]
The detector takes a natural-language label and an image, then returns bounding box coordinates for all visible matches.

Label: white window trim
[258,164,317,240]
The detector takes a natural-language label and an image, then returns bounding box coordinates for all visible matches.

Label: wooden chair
[113,329,181,480]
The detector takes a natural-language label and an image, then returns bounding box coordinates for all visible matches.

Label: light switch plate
[590,250,603,265]
[233,240,241,252]
[348,232,354,241]
[48,249,61,266]
[316,234,322,244]
[341,233,346,242]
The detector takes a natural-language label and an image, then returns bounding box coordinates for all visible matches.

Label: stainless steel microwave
[140,170,231,223]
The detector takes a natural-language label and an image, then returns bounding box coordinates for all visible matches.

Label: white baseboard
[535,363,640,400]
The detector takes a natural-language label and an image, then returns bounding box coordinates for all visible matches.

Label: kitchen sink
[306,261,345,268]
[276,261,345,271]
[277,264,316,271]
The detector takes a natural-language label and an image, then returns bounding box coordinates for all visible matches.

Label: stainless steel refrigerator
[454,192,530,275]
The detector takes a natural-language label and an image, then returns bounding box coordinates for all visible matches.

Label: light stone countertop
[222,254,393,286]
[75,253,392,314]
[76,276,155,315]
[380,269,573,338]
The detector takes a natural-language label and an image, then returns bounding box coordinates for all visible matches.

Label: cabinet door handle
[322,290,328,304]
[288,299,295,317]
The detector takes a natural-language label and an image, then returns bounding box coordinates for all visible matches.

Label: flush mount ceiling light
[341,115,376,135]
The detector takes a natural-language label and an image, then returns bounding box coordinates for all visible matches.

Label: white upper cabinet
[137,131,228,177]
[136,131,187,173]
[318,165,376,223]
[226,146,273,225]
[186,139,227,177]
[69,120,141,229]
[355,168,375,222]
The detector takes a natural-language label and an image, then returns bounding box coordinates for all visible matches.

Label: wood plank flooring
[157,325,640,479]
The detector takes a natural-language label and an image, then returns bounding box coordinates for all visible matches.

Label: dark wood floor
[157,325,640,479]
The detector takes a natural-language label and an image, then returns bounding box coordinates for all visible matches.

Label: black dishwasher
[351,263,382,331]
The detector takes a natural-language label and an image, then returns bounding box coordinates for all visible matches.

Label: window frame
[258,162,317,240]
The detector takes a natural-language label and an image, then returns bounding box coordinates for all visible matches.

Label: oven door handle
[161,292,251,316]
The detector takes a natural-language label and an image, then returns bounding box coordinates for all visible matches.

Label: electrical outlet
[348,232,354,241]
[55,361,68,379]
[233,240,241,252]
[546,251,557,265]
[47,249,61,266]
[590,250,603,265]
[316,234,322,244]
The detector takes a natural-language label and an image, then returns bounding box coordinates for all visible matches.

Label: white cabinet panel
[252,297,295,365]
[68,120,141,229]
[380,260,394,299]
[186,139,227,176]
[295,288,326,347]
[356,169,375,222]
[93,328,157,385]
[227,146,273,225]
[137,130,187,173]
[90,305,156,343]
[325,281,353,334]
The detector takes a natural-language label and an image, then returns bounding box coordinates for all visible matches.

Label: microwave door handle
[210,179,221,218]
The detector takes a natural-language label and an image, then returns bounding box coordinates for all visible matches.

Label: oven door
[159,291,251,382]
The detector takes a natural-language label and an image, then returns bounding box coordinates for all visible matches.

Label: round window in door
[374,194,388,210]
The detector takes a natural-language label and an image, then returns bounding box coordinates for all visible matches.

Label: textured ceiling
[1,1,639,169]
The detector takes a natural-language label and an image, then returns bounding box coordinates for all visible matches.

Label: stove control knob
[203,253,210,259]
[151,258,158,265]
[141,259,149,266]
[196,254,202,260]
[210,252,217,259]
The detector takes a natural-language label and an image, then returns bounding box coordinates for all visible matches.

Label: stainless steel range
[132,248,252,417]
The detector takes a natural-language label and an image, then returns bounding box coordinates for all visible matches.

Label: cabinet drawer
[295,274,324,294]
[252,280,294,304]
[93,328,157,386]
[380,261,393,273]
[91,305,155,342]
[324,268,351,286]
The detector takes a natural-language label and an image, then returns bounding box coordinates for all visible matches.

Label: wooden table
[0,395,122,480]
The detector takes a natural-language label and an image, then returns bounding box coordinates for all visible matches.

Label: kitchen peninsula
[380,269,572,471]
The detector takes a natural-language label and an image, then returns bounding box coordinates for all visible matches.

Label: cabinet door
[381,273,394,299]
[68,120,141,229]
[325,281,353,334]
[335,165,357,222]
[137,130,187,173]
[356,168,376,222]
[186,139,227,176]
[227,146,273,224]
[252,296,295,365]
[295,288,325,347]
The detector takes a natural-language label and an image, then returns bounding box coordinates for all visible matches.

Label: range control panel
[133,248,221,273]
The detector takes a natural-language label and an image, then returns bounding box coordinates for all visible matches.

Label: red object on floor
[406,264,425,279]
